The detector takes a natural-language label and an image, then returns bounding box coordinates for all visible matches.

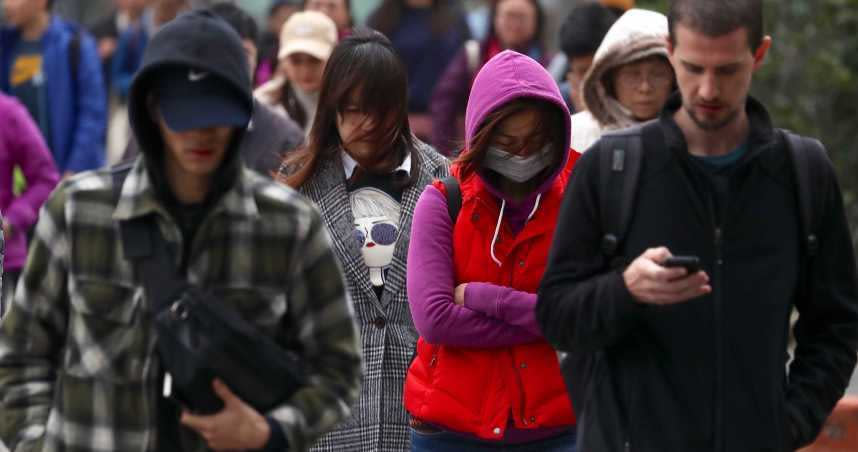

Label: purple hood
[464,50,572,199]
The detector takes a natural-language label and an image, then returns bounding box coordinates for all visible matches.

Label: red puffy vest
[404,151,580,440]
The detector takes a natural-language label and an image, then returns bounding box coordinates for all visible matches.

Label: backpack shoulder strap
[111,163,150,260]
[598,126,645,259]
[439,176,462,224]
[111,163,186,311]
[783,130,827,257]
[68,28,82,83]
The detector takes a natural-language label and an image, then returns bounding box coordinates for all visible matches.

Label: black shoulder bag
[113,167,307,415]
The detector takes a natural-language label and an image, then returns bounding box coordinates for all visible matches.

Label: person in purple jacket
[0,92,60,315]
[404,50,579,451]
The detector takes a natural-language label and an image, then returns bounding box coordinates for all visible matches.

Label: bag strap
[598,129,644,259]
[68,29,81,86]
[782,130,828,313]
[783,130,826,258]
[112,165,186,312]
[440,176,462,224]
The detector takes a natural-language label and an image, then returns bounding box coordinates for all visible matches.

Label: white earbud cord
[489,194,542,267]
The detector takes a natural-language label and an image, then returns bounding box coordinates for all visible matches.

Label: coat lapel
[302,156,377,302]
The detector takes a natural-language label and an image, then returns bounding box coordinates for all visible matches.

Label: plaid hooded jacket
[0,159,362,452]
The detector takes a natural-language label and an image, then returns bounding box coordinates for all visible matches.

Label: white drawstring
[527,194,542,221]
[489,199,506,267]
[489,194,542,267]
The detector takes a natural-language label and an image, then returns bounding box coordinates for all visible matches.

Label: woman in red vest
[404,49,579,451]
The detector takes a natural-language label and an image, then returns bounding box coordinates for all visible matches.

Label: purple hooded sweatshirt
[408,49,572,353]
[0,94,60,271]
[406,50,574,442]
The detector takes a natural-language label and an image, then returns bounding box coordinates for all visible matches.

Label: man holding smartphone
[537,1,858,451]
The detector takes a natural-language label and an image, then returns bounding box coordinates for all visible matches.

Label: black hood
[128,10,253,204]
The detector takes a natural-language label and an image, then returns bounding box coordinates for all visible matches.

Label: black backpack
[439,129,828,250]
[595,126,827,264]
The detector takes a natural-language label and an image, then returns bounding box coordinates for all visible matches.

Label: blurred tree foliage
[636,0,858,248]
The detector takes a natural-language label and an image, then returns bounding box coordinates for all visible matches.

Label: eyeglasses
[615,68,674,89]
[353,223,398,246]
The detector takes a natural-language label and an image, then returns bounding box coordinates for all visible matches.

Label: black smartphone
[662,255,701,274]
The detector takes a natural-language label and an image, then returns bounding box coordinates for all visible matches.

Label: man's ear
[753,35,772,71]
[666,36,675,56]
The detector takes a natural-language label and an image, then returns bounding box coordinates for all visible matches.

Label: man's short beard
[686,104,741,132]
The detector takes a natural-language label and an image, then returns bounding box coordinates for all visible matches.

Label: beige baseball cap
[278,11,338,61]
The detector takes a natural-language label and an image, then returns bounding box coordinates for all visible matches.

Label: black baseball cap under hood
[128,10,253,202]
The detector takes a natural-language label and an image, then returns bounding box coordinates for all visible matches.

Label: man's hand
[454,283,468,306]
[2,220,12,239]
[623,247,711,305]
[180,379,271,451]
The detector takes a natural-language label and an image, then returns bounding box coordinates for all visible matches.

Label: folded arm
[407,185,543,348]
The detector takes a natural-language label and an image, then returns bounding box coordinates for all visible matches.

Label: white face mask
[482,143,555,183]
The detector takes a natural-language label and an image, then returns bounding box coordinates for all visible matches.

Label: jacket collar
[659,93,777,162]
[113,157,260,222]
[340,148,412,180]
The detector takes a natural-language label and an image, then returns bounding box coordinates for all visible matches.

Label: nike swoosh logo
[188,70,208,82]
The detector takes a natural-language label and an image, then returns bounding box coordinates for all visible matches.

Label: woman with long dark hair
[279,29,449,451]
[404,50,578,451]
[368,0,469,139]
[430,0,546,155]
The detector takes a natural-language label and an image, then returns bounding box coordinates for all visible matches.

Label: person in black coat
[537,1,858,451]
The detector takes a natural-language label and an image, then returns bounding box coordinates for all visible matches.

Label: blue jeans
[410,428,577,452]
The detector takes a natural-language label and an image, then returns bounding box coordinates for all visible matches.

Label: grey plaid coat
[297,142,449,451]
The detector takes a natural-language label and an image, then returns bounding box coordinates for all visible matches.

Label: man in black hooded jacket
[537,1,858,451]
[120,2,305,177]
